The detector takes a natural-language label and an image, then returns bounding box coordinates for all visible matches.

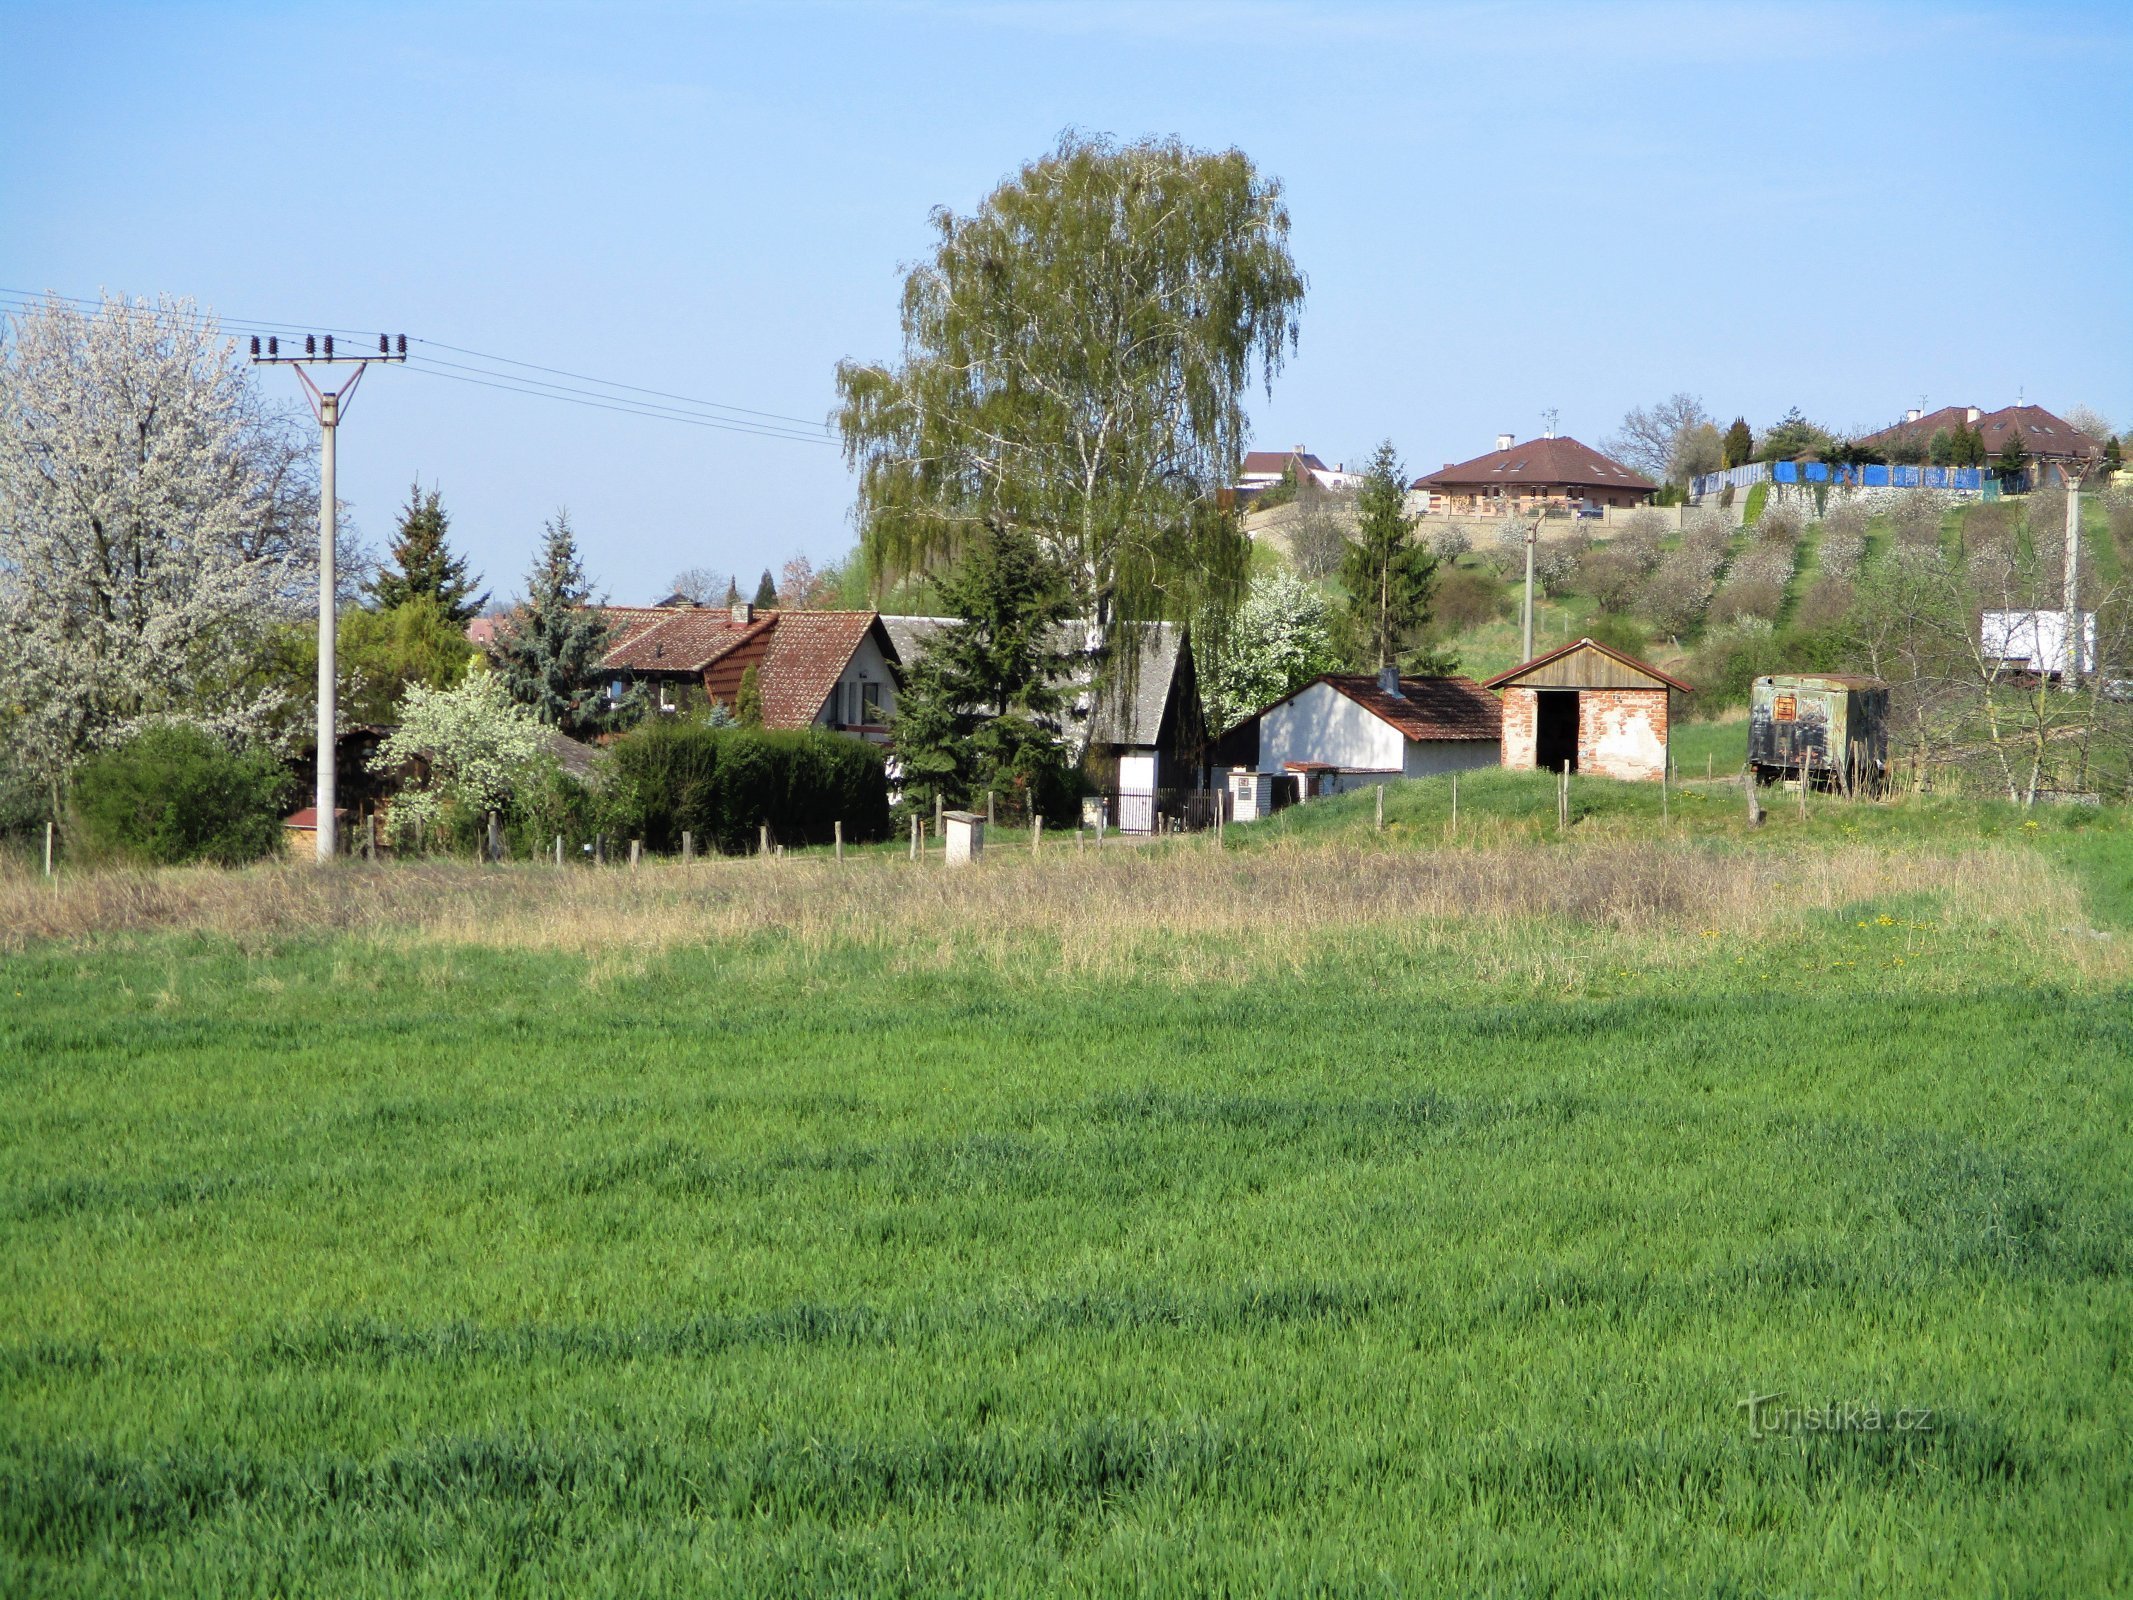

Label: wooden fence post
[682,830,694,862]
[934,794,943,838]
[44,819,54,877]
[759,822,770,857]
[1450,771,1459,834]
[1031,815,1042,854]
[1375,784,1384,831]
[1743,770,1764,828]
[487,811,503,864]
[835,820,844,862]
[629,838,642,868]
[986,790,995,826]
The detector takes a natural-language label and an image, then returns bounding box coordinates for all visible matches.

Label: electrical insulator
[395,334,406,356]
[249,336,260,356]
[323,335,334,358]
[268,336,278,356]
[378,334,388,354]
[305,335,315,356]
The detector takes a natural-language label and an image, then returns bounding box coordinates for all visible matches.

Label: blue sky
[4,1,2129,604]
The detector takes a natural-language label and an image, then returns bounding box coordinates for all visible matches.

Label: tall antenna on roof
[1542,407,1559,440]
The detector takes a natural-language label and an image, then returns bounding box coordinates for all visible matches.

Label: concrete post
[835,819,844,862]
[314,391,338,863]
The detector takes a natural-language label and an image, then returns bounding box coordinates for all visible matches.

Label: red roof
[281,806,349,830]
[1241,448,1329,477]
[1322,674,1503,741]
[598,607,773,673]
[1856,404,2104,462]
[1412,435,1655,493]
[757,611,888,729]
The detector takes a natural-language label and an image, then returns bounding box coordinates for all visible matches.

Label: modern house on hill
[592,601,901,741]
[1857,404,2105,482]
[1235,446,1365,500]
[1411,433,1654,516]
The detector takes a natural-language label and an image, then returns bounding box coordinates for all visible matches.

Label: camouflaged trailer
[1749,674,1890,793]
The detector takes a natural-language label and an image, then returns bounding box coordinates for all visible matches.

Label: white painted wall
[813,630,898,731]
[1261,682,1405,773]
[1402,738,1500,777]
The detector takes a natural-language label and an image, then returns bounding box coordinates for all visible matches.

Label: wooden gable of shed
[1484,639,1690,694]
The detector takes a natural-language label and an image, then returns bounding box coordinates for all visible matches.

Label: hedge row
[608,723,890,854]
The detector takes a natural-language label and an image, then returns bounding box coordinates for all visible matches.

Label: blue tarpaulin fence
[1691,462,1986,496]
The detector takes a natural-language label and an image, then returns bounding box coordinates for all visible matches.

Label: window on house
[659,683,675,712]
[861,682,885,724]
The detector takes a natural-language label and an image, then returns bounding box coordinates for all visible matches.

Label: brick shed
[1484,639,1691,783]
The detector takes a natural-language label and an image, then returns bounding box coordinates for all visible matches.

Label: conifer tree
[1722,417,1754,469]
[1995,433,2029,483]
[368,481,485,622]
[735,663,763,727]
[491,510,619,739]
[891,522,1077,821]
[1337,442,1442,673]
[753,569,779,609]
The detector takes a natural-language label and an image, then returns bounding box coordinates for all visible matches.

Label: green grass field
[5,773,2132,1595]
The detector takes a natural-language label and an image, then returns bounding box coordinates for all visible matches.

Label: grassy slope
[5,779,2132,1596]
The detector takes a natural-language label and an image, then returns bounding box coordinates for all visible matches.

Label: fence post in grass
[1799,752,1810,822]
[1375,784,1384,832]
[1076,826,1084,852]
[1450,771,1459,836]
[759,822,770,857]
[835,819,844,862]
[908,813,919,860]
[44,819,53,877]
[629,838,642,868]
[1031,815,1042,854]
[554,833,563,867]
[986,789,995,826]
[369,811,380,860]
[1743,770,1764,828]
[682,829,694,862]
[1707,753,1713,780]
[486,810,502,863]
[934,793,943,838]
[1661,760,1670,824]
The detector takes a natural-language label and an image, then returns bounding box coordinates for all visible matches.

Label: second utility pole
[251,333,405,862]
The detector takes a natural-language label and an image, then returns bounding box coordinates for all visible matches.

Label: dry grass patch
[1,840,2109,987]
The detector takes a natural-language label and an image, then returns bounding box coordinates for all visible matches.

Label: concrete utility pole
[1520,513,1540,661]
[251,333,406,862]
[2064,466,2086,694]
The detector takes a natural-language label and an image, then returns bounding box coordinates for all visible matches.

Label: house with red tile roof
[1207,667,1502,803]
[592,601,902,740]
[1857,403,2104,483]
[1412,433,1654,516]
[1235,446,1365,500]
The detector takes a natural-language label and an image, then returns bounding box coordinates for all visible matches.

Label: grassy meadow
[5,770,2132,1596]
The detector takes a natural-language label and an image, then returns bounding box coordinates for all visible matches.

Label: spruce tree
[1995,433,2029,483]
[891,522,1077,821]
[1338,442,1442,673]
[753,569,779,609]
[367,481,486,622]
[492,511,619,739]
[735,663,763,727]
[1722,417,1754,470]
[2106,435,2123,474]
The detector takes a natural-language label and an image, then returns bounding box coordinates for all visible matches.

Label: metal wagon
[1749,674,1889,793]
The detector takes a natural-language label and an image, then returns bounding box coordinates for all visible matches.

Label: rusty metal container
[1749,674,1889,791]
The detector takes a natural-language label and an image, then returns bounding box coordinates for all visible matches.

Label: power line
[401,362,838,445]
[0,287,836,444]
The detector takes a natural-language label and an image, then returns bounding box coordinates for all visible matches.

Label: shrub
[72,724,290,866]
[1576,546,1649,613]
[609,722,889,854]
[1708,580,1784,628]
[1683,624,1849,714]
[1582,613,1651,661]
[1429,566,1505,634]
[1754,500,1805,544]
[1427,523,1471,560]
[1793,577,1854,631]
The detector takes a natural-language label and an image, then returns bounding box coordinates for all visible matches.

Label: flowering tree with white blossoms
[374,666,553,845]
[1202,568,1340,731]
[0,293,319,817]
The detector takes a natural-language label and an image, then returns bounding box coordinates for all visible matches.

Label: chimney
[1904,407,1922,424]
[1377,664,1402,697]
[1965,406,1980,424]
[1496,432,1515,452]
[730,600,753,624]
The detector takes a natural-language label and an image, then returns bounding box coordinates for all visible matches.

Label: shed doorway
[1535,690,1579,773]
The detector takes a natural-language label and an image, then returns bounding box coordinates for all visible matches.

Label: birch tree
[834,131,1304,687]
[0,293,318,816]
